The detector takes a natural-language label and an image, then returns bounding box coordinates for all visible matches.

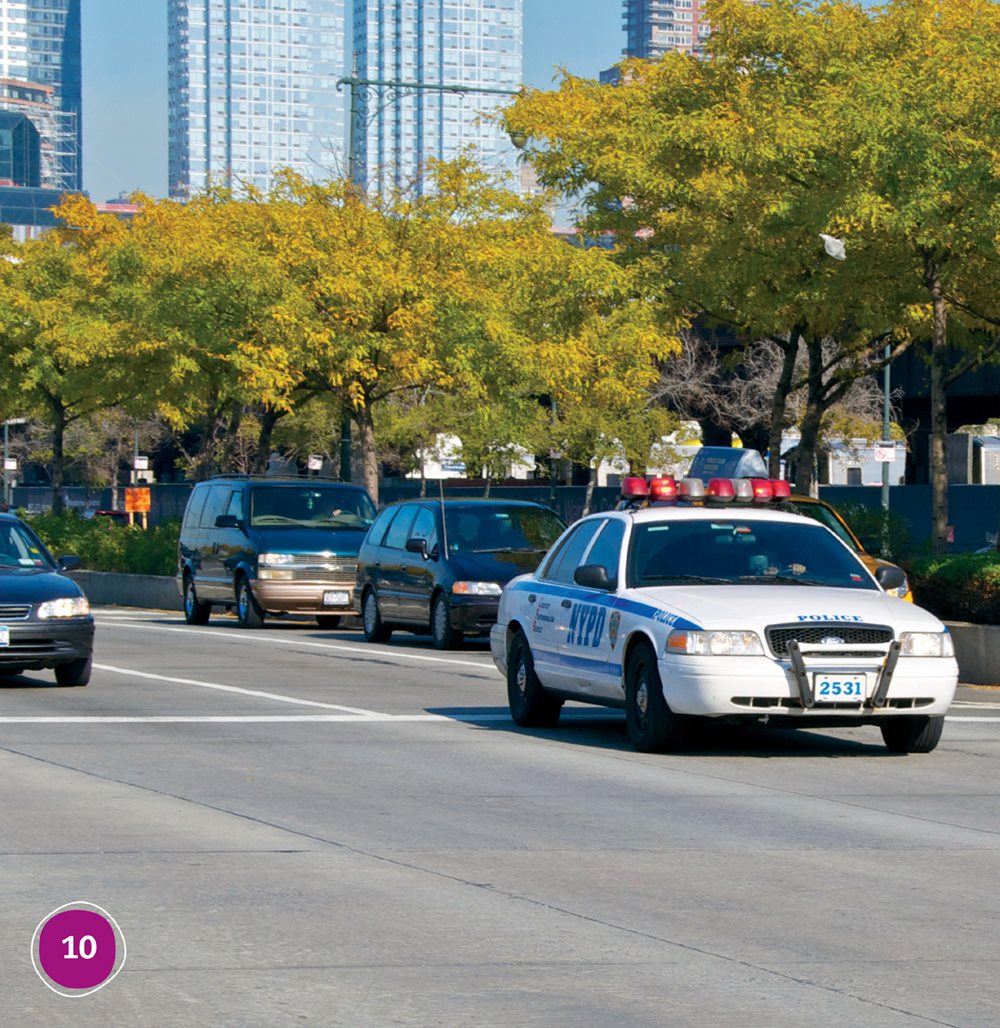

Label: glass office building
[168,0,347,198]
[0,0,81,191]
[352,0,523,196]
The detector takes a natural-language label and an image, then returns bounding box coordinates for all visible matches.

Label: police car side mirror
[875,565,906,593]
[575,564,614,591]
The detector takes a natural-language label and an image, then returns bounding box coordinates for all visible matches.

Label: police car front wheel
[880,715,944,754]
[625,642,687,753]
[507,631,562,728]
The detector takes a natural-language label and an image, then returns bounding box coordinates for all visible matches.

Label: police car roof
[609,505,812,527]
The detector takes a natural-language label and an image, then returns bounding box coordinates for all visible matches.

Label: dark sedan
[0,513,93,686]
[356,498,565,648]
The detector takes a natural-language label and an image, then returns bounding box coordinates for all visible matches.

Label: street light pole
[334,55,522,484]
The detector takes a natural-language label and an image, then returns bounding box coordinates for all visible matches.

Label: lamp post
[334,55,523,482]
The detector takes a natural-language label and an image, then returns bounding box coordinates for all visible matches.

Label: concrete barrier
[945,622,1000,686]
[69,571,183,612]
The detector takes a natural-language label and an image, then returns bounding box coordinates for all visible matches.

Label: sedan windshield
[445,506,564,555]
[627,519,878,591]
[249,487,376,529]
[0,521,55,572]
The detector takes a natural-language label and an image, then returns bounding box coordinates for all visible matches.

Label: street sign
[133,455,149,471]
[874,441,897,463]
[3,458,16,471]
[307,455,323,471]
[124,487,151,513]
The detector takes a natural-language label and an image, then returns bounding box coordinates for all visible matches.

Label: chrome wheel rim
[185,582,194,616]
[364,594,377,633]
[433,599,447,640]
[238,584,249,620]
[515,658,528,701]
[635,668,649,729]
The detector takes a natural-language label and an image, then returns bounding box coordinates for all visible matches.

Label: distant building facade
[167,0,347,198]
[0,0,81,190]
[352,0,523,196]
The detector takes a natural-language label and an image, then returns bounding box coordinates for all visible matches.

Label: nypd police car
[490,476,958,754]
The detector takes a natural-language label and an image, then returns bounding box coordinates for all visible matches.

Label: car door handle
[400,565,409,572]
[373,561,381,568]
[561,599,572,608]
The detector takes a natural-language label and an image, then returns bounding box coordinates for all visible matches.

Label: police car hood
[631,584,946,633]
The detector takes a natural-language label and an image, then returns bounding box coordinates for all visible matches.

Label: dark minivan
[355,498,565,648]
[178,477,377,628]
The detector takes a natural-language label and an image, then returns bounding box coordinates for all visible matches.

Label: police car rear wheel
[626,643,685,752]
[880,715,943,754]
[507,630,562,728]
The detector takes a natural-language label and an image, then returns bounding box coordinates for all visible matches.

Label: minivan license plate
[323,591,350,607]
[0,625,9,647]
[813,674,865,702]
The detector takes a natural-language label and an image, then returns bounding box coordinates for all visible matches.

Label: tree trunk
[355,406,379,503]
[582,463,597,517]
[794,336,826,498]
[924,255,949,554]
[49,403,66,516]
[253,407,286,474]
[768,330,802,478]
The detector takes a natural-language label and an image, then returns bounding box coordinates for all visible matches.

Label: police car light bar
[676,477,706,502]
[770,479,792,499]
[749,478,774,501]
[648,476,678,503]
[705,478,736,502]
[621,476,649,502]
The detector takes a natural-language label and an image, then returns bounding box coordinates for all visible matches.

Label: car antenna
[438,477,450,559]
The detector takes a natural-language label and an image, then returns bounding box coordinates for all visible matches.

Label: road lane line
[93,663,387,715]
[93,618,499,673]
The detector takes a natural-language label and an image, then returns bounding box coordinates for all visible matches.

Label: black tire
[315,615,342,629]
[880,715,944,754]
[431,592,463,650]
[0,667,25,678]
[362,589,391,643]
[507,630,562,727]
[183,574,211,625]
[625,642,686,752]
[236,577,265,629]
[55,656,91,687]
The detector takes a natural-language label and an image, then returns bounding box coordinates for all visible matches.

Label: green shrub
[835,501,915,561]
[26,513,180,578]
[907,552,1000,625]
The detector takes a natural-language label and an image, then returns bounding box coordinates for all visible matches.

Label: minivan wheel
[362,589,391,643]
[236,577,265,629]
[431,592,462,650]
[184,574,211,625]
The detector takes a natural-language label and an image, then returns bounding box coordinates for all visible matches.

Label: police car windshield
[627,519,877,591]
[249,487,376,529]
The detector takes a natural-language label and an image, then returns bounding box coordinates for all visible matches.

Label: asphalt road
[2,609,1000,1027]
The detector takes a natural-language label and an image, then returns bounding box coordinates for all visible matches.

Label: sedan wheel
[362,589,391,643]
[507,630,562,727]
[236,577,265,629]
[55,656,91,687]
[625,643,686,752]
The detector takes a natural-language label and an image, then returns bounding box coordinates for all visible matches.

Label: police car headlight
[899,632,954,657]
[667,630,764,656]
[37,596,90,619]
[452,582,503,596]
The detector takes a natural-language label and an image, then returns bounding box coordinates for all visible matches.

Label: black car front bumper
[449,596,501,635]
[0,619,94,670]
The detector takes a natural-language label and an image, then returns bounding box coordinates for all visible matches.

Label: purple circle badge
[31,902,126,997]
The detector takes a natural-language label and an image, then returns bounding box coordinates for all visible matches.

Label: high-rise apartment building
[168,0,347,198]
[352,0,523,196]
[601,0,709,82]
[0,0,81,190]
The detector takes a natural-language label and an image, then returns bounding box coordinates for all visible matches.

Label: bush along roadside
[27,512,180,578]
[907,552,1000,625]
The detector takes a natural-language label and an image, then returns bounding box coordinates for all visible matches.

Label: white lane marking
[93,617,499,673]
[945,717,1000,723]
[0,712,616,724]
[93,663,383,715]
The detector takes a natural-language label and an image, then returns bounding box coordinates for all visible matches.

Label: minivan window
[200,485,232,529]
[248,486,376,529]
[445,505,564,555]
[183,486,209,530]
[225,489,244,520]
[383,506,418,549]
[410,506,438,552]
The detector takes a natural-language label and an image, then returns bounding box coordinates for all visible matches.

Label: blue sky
[81,1,623,202]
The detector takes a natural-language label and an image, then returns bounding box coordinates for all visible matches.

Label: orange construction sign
[124,487,151,514]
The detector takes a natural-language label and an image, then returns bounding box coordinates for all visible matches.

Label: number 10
[62,934,97,960]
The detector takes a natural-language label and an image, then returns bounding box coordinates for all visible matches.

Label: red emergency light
[749,478,774,501]
[770,479,792,499]
[705,478,736,502]
[621,476,649,502]
[648,476,678,503]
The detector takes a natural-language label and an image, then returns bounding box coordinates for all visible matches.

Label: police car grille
[0,604,31,621]
[766,623,893,658]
